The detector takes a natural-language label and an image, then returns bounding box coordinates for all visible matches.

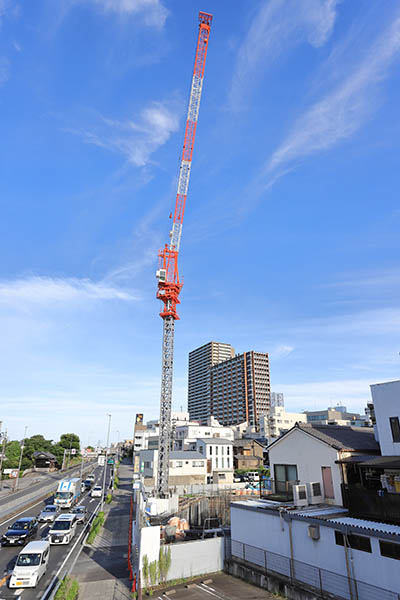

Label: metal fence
[229,539,399,600]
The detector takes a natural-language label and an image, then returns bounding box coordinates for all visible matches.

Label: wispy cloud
[0,56,9,86]
[268,11,400,174]
[326,268,400,290]
[230,0,339,110]
[271,344,295,359]
[68,101,179,167]
[0,276,137,306]
[87,0,168,28]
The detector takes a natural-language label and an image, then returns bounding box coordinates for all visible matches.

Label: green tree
[4,441,21,469]
[59,434,80,452]
[24,435,53,462]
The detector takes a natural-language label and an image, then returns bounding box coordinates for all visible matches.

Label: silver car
[71,506,87,524]
[38,505,59,523]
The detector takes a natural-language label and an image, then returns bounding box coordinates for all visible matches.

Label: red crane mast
[155,12,212,498]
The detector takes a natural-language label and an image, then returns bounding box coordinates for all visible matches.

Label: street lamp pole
[15,426,28,492]
[100,414,112,512]
[116,430,120,463]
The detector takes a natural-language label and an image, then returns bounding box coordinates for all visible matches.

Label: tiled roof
[293,423,379,451]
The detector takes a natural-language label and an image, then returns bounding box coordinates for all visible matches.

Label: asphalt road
[0,464,112,600]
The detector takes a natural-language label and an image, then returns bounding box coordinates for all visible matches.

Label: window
[209,446,212,455]
[221,458,224,468]
[380,540,400,560]
[175,461,183,468]
[335,531,372,553]
[389,417,400,443]
[215,446,219,455]
[215,458,218,468]
[199,446,203,454]
[227,458,230,468]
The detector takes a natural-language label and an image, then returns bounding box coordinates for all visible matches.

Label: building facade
[304,406,369,427]
[259,405,307,441]
[193,438,234,484]
[209,351,270,427]
[188,341,235,423]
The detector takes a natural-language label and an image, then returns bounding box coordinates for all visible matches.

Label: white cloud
[69,101,179,167]
[0,276,137,306]
[271,344,295,359]
[268,13,400,173]
[230,0,339,110]
[86,0,167,28]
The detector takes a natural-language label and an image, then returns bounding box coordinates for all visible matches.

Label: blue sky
[1,0,400,444]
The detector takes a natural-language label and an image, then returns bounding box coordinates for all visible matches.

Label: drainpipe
[343,528,358,600]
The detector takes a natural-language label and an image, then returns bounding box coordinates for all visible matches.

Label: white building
[259,406,307,442]
[139,449,207,485]
[267,423,379,505]
[174,416,234,451]
[192,438,234,484]
[230,499,400,598]
[370,379,400,455]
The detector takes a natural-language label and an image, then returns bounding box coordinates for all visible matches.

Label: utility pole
[0,422,5,491]
[14,426,28,492]
[100,414,112,511]
[116,430,120,463]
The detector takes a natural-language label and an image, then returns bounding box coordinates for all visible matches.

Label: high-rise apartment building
[209,351,270,427]
[188,341,235,423]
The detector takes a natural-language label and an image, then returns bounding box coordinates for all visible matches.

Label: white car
[9,541,50,588]
[48,514,77,545]
[86,474,96,483]
[91,485,102,498]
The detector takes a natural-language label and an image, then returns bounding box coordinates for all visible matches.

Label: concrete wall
[139,525,160,570]
[268,428,342,505]
[231,503,400,594]
[167,537,224,581]
[371,380,400,456]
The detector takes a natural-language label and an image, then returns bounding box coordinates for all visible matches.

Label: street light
[116,430,120,463]
[0,422,6,491]
[15,426,28,492]
[100,414,112,511]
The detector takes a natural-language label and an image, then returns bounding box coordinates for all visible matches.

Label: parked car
[1,517,38,546]
[9,541,50,588]
[91,485,102,498]
[71,506,87,524]
[47,514,77,545]
[38,505,59,523]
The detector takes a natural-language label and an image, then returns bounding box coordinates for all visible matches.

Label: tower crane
[155,12,212,498]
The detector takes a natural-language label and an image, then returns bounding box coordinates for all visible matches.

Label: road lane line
[40,501,101,600]
[0,498,49,528]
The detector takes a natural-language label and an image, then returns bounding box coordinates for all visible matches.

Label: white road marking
[196,584,226,599]
[0,498,50,528]
[13,590,24,596]
[40,524,47,530]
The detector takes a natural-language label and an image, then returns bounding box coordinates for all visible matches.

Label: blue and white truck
[54,478,81,509]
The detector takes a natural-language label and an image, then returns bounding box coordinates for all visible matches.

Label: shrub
[54,576,79,600]
[87,511,105,545]
[105,493,113,504]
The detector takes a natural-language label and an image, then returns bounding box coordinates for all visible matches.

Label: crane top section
[156,11,212,321]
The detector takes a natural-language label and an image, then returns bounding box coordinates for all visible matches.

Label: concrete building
[173,416,234,451]
[192,438,234,484]
[230,499,400,598]
[139,449,207,486]
[304,406,369,427]
[188,341,235,423]
[259,405,307,441]
[209,351,270,427]
[270,392,284,408]
[267,423,379,505]
[370,379,400,455]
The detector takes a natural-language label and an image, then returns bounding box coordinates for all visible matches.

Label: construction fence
[228,538,400,600]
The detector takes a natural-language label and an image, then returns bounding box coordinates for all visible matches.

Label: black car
[1,517,38,546]
[83,479,92,490]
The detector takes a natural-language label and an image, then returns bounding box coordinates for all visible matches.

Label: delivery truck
[54,478,81,509]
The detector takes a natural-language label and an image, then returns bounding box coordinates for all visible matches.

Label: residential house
[192,438,234,484]
[139,449,206,486]
[266,423,379,505]
[173,416,234,451]
[233,438,264,471]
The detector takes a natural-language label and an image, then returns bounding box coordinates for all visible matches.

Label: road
[0,464,113,600]
[158,573,277,599]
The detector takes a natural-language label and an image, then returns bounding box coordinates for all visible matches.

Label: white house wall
[231,504,400,594]
[268,428,342,505]
[371,380,400,456]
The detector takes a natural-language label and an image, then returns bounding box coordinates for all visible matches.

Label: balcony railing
[260,478,298,502]
[341,483,400,525]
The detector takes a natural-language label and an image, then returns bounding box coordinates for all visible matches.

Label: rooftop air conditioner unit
[293,484,308,507]
[307,481,323,504]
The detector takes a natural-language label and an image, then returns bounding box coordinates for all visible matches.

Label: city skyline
[1,1,400,441]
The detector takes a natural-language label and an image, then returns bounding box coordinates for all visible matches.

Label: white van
[48,514,77,545]
[246,471,260,482]
[9,540,50,588]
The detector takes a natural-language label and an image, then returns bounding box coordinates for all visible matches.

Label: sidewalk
[73,460,133,600]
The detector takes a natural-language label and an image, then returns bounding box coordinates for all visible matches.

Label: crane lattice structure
[155,12,212,498]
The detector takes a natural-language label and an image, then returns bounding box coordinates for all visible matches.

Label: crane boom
[155,12,212,498]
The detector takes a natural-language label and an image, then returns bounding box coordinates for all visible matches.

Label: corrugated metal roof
[291,507,348,517]
[328,516,400,536]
